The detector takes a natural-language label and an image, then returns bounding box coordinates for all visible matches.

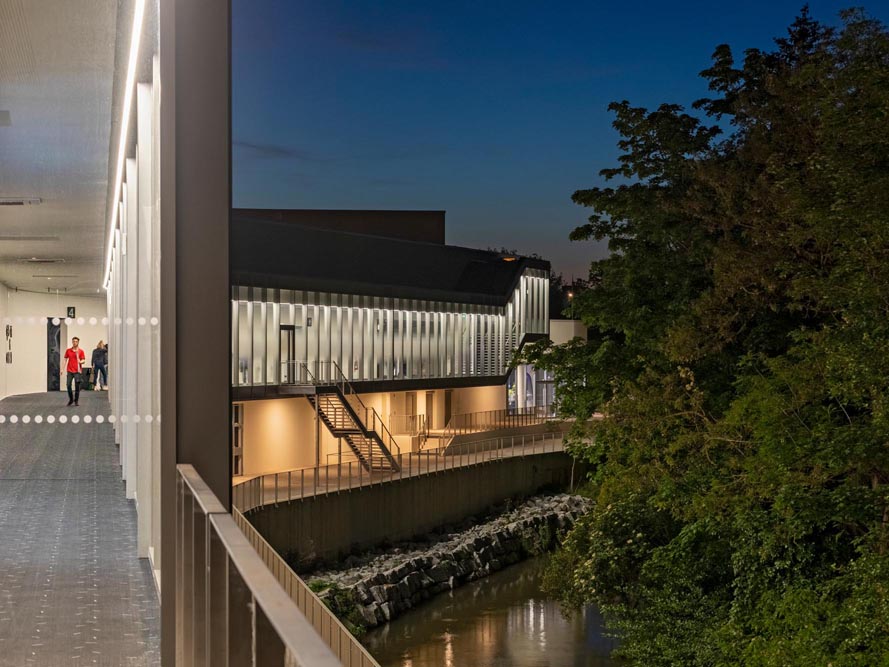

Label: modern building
[0,1,573,665]
[228,209,551,477]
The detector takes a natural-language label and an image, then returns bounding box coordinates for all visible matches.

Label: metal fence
[176,464,342,667]
[233,508,381,667]
[232,431,565,514]
[439,404,554,439]
[387,413,427,436]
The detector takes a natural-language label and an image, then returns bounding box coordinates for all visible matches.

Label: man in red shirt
[64,337,86,406]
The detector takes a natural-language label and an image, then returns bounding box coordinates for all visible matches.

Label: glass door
[279,325,295,384]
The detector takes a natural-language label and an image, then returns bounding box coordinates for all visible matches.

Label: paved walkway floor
[0,392,160,667]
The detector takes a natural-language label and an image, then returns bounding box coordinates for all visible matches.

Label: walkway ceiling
[0,0,118,296]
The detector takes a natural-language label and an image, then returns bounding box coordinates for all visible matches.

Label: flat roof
[231,211,549,306]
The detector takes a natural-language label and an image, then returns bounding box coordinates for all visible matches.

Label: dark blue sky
[232,1,888,279]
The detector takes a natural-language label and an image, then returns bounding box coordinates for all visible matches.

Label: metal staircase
[292,361,401,473]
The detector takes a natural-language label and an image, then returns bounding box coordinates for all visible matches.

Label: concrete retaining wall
[246,452,578,561]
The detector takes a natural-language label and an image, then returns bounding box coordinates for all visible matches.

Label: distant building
[229,209,551,477]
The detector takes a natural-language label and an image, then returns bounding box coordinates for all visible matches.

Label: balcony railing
[176,464,342,667]
[387,413,427,437]
[233,431,565,514]
[233,508,381,667]
[434,404,554,445]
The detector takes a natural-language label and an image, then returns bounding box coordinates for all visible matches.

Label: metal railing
[232,431,565,514]
[176,464,342,667]
[433,404,554,447]
[387,413,427,437]
[284,360,401,463]
[233,508,381,667]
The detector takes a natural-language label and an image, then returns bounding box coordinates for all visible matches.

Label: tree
[527,9,889,665]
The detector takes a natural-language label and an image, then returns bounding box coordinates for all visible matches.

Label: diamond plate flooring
[0,392,160,667]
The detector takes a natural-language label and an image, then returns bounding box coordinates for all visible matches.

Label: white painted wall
[0,289,107,398]
[451,384,507,416]
[241,397,344,475]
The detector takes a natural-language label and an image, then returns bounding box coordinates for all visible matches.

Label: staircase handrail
[327,361,401,458]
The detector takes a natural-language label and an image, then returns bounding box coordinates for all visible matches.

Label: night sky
[232,1,888,279]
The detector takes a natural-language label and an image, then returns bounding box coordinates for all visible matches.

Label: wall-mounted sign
[67,306,76,318]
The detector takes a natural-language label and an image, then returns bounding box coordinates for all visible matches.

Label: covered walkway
[0,392,159,666]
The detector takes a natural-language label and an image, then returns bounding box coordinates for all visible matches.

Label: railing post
[288,471,292,502]
[301,469,305,499]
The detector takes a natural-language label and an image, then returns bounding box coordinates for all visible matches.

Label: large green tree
[523,8,889,665]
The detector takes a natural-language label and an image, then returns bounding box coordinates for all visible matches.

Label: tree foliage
[525,8,889,665]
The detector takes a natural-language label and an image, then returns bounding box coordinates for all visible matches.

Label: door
[425,391,435,430]
[279,325,295,384]
[444,389,453,426]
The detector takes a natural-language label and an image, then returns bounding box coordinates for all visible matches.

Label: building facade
[229,210,551,477]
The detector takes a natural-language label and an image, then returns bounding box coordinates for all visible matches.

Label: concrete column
[159,0,231,662]
[517,363,526,410]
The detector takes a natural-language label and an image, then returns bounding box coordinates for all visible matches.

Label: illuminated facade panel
[231,268,549,387]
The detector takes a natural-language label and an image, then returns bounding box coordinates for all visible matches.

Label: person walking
[91,340,108,391]
[64,336,86,406]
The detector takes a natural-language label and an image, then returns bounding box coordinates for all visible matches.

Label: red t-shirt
[65,348,85,374]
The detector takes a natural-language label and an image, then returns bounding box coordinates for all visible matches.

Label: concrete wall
[0,289,107,399]
[451,384,506,416]
[550,319,587,345]
[246,452,577,560]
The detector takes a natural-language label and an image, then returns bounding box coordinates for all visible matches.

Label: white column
[149,56,162,581]
[136,82,153,558]
[124,157,139,498]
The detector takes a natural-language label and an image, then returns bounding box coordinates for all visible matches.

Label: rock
[428,562,457,583]
[404,572,423,594]
[360,604,378,627]
[303,494,592,630]
[369,585,387,605]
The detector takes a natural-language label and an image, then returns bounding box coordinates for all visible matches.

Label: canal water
[362,557,619,667]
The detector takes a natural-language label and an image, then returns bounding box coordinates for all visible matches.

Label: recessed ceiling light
[18,257,65,264]
[31,274,78,278]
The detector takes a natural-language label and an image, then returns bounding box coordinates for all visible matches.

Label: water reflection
[363,557,619,667]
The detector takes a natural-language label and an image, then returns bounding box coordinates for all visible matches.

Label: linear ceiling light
[102,0,146,291]
[0,197,41,205]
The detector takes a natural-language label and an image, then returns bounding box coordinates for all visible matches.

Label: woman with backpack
[92,340,108,391]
